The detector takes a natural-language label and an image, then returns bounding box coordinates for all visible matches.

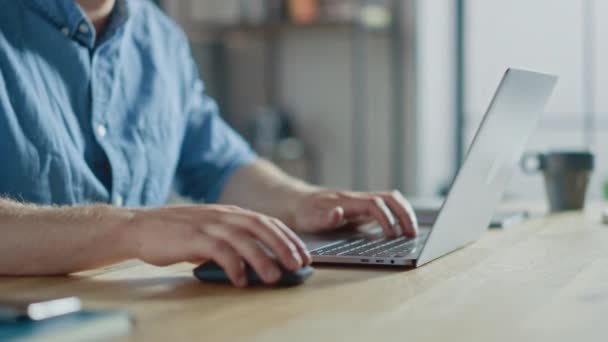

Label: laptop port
[360,259,369,263]
[391,260,394,264]
[376,260,383,263]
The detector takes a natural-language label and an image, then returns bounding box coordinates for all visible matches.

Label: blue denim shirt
[0,0,256,206]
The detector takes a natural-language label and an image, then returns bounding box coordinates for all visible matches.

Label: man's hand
[1,159,417,286]
[0,199,310,288]
[289,190,418,237]
[127,205,312,287]
[220,160,418,239]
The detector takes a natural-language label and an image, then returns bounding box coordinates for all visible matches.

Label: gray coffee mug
[521,151,594,212]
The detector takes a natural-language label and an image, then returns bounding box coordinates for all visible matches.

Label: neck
[76,0,115,34]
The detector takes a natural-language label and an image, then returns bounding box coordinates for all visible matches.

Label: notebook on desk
[0,310,133,342]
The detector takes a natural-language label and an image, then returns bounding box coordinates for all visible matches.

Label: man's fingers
[196,237,247,287]
[204,227,282,284]
[226,232,283,284]
[338,194,397,238]
[377,191,418,237]
[220,213,302,271]
[245,215,306,271]
[310,205,345,229]
[271,218,313,265]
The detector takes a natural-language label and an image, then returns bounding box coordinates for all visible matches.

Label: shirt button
[96,124,107,138]
[114,195,124,207]
[61,27,70,36]
[79,23,90,34]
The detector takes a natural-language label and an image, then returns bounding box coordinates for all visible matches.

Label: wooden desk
[2,208,608,341]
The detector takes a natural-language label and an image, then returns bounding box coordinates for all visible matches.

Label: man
[0,0,417,287]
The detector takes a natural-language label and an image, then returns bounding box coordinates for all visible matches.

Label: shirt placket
[91,42,127,207]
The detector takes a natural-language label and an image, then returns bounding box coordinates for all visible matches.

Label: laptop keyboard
[311,231,430,258]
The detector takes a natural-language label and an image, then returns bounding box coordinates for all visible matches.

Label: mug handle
[521,152,544,174]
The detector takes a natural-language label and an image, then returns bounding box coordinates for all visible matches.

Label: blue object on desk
[0,310,133,342]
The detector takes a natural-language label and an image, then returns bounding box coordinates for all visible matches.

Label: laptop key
[313,239,367,255]
[370,239,420,257]
[312,231,430,257]
[349,238,411,257]
[392,252,415,258]
[385,245,416,257]
[342,238,400,256]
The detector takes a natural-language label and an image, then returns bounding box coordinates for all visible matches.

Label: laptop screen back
[416,69,558,266]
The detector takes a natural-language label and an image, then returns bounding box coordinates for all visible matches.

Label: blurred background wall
[465,0,608,200]
[158,0,608,201]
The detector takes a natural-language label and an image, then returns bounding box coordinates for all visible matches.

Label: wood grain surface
[2,205,607,341]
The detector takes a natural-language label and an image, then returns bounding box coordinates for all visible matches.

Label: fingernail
[265,267,281,282]
[292,252,303,268]
[329,207,343,225]
[302,250,312,265]
[236,274,247,287]
[392,223,402,237]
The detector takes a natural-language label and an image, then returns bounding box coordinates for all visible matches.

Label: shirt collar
[25,0,131,49]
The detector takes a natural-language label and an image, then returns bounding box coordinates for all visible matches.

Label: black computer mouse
[193,261,314,287]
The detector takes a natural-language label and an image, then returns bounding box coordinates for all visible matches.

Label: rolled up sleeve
[174,46,256,203]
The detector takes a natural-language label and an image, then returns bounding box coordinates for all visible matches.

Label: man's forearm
[0,198,135,275]
[218,159,321,228]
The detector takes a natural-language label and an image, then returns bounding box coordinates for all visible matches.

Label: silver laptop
[300,68,558,267]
